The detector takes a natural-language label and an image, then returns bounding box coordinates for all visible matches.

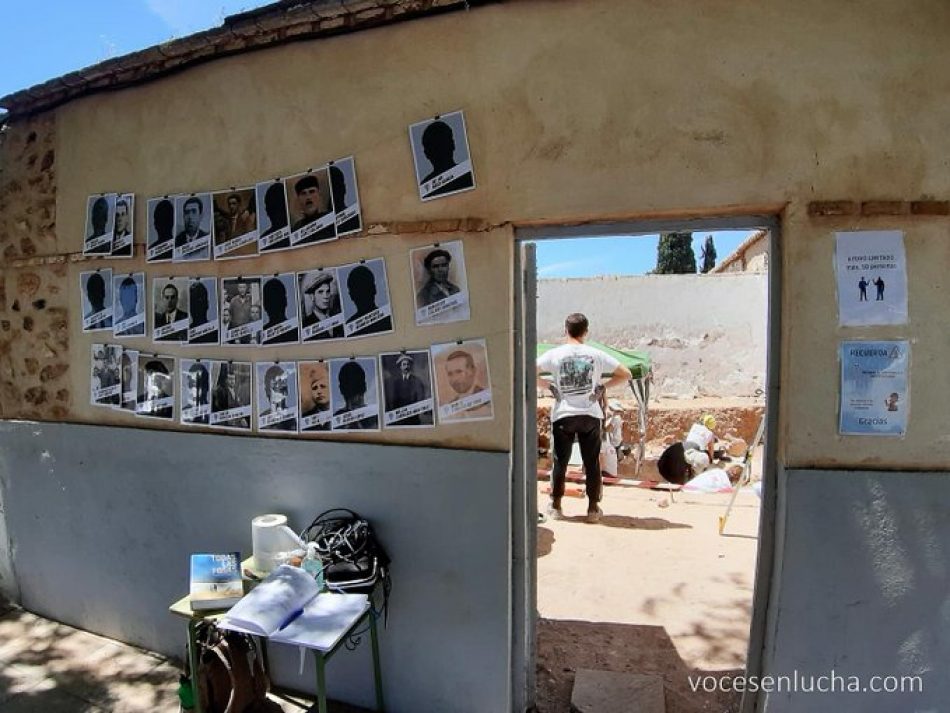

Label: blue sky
[534,230,758,278]
[0,1,272,98]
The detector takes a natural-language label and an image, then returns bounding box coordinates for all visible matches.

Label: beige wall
[6,0,950,466]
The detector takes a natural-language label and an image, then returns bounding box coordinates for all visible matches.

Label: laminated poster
[839,340,909,437]
[835,231,908,327]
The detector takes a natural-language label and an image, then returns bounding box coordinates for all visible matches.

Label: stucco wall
[2,0,950,711]
[537,273,768,398]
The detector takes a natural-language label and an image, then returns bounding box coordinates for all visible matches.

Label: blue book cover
[189,552,243,611]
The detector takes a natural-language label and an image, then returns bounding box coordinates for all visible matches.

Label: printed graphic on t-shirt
[558,356,595,396]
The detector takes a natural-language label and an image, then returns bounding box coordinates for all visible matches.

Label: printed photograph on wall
[221,276,262,346]
[83,193,117,256]
[146,196,176,263]
[256,361,298,433]
[80,268,114,332]
[408,110,476,202]
[297,268,344,342]
[188,277,220,345]
[119,348,138,412]
[256,179,291,253]
[834,230,908,327]
[110,193,135,258]
[297,360,332,432]
[90,343,122,407]
[329,156,362,236]
[260,273,300,345]
[329,357,380,431]
[136,353,176,419]
[209,360,252,430]
[410,240,471,326]
[379,350,435,428]
[180,359,212,426]
[152,276,190,343]
[212,188,259,260]
[173,193,213,262]
[284,167,337,247]
[431,338,494,423]
[338,258,394,338]
[112,272,146,338]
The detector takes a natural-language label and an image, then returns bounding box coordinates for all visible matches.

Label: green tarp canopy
[537,341,652,380]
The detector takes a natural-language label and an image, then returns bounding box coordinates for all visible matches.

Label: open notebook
[219,564,369,651]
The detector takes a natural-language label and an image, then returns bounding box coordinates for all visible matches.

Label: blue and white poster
[839,340,909,437]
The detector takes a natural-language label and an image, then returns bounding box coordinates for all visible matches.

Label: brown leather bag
[196,623,282,713]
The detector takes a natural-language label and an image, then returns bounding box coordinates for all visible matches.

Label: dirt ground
[535,480,761,713]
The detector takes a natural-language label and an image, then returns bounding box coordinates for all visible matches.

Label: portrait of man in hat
[299,269,343,340]
[382,351,434,427]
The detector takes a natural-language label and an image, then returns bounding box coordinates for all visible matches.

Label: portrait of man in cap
[299,269,343,341]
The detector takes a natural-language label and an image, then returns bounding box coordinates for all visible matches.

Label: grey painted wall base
[763,469,949,713]
[0,421,511,713]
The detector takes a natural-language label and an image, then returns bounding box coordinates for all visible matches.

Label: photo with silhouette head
[187,277,220,345]
[284,167,337,247]
[338,257,394,338]
[329,356,380,431]
[112,271,146,337]
[255,179,291,253]
[146,196,176,262]
[260,273,300,345]
[212,187,259,260]
[409,110,476,201]
[80,268,114,332]
[328,156,362,236]
[84,193,117,256]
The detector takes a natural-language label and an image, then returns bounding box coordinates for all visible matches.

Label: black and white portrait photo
[212,188,259,260]
[380,350,435,428]
[256,361,298,433]
[90,343,122,407]
[285,168,337,247]
[256,180,291,253]
[297,360,332,432]
[330,357,380,431]
[209,360,252,430]
[329,156,362,236]
[80,269,114,332]
[112,272,146,337]
[84,193,117,256]
[260,273,300,345]
[297,268,344,342]
[146,196,176,263]
[180,359,212,426]
[410,240,471,326]
[188,278,220,345]
[338,258,394,339]
[409,110,476,202]
[136,354,176,419]
[110,194,135,258]
[119,348,138,412]
[152,277,190,343]
[431,338,494,423]
[221,277,262,345]
[173,193,212,262]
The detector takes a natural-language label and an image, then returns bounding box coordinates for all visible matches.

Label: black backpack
[300,508,391,620]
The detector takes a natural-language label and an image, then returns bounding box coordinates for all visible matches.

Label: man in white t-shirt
[537,313,633,523]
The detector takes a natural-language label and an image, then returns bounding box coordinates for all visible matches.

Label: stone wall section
[0,115,70,419]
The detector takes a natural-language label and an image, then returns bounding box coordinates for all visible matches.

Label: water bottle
[303,542,325,591]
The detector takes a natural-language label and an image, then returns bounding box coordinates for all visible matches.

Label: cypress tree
[655,232,696,274]
[700,235,717,273]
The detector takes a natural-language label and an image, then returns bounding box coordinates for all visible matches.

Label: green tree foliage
[655,232,696,274]
[700,235,717,273]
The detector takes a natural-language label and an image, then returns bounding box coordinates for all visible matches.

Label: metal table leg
[370,613,384,711]
[187,618,203,713]
[315,653,328,713]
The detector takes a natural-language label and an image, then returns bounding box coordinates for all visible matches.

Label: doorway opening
[512,217,780,713]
